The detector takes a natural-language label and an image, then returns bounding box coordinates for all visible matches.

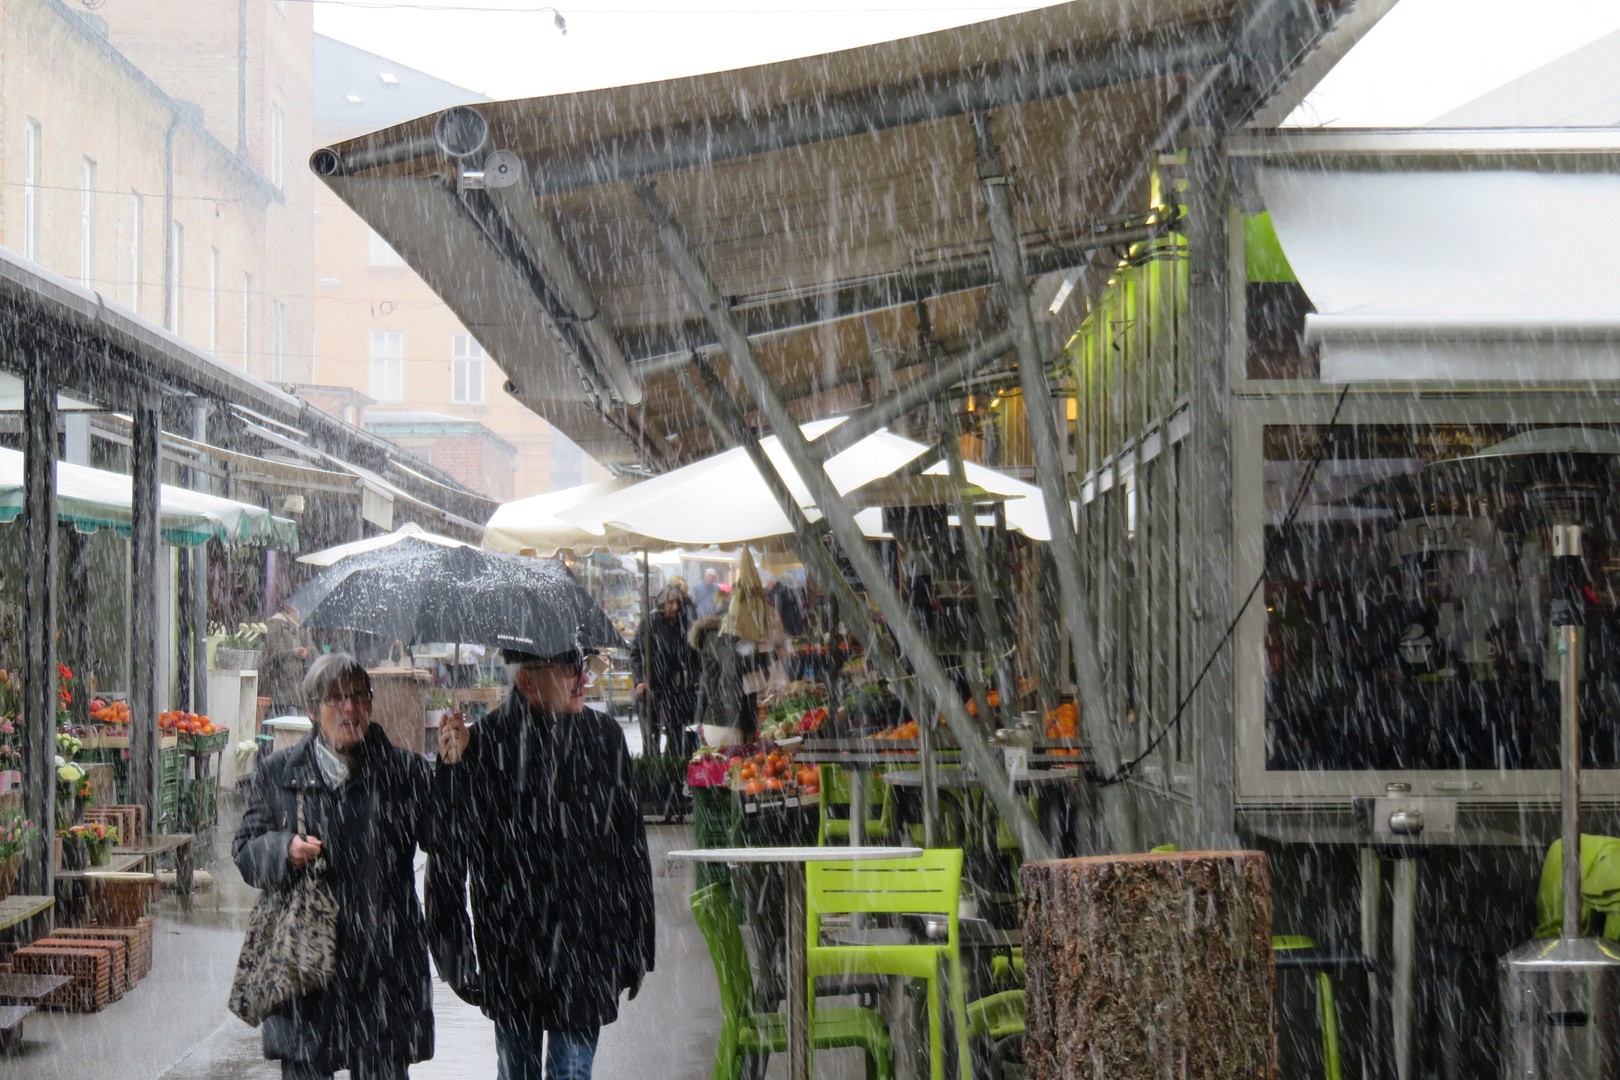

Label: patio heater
[1500,520,1620,1076]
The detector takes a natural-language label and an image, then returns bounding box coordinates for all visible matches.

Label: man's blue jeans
[495,1025,599,1080]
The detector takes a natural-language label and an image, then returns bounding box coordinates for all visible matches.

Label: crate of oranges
[161,712,229,754]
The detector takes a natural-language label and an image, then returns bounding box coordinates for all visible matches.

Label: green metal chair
[806,850,972,1080]
[819,764,896,845]
[1273,935,1342,1080]
[1535,834,1620,938]
[689,883,894,1080]
[966,989,1024,1039]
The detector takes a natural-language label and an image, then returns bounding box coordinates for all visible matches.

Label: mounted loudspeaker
[482,150,523,189]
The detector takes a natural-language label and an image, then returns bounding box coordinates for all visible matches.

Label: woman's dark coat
[630,604,698,720]
[689,614,764,736]
[426,692,655,1034]
[232,726,434,1071]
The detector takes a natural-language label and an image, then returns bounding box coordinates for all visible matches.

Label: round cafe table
[669,845,922,1080]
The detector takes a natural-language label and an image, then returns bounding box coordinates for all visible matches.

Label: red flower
[57,664,73,681]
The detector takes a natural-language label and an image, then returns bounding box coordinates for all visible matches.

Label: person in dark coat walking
[429,647,655,1080]
[233,653,435,1080]
[630,585,699,757]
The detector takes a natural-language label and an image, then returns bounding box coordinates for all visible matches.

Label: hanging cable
[1093,382,1353,787]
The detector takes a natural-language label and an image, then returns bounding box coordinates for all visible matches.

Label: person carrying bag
[229,791,339,1026]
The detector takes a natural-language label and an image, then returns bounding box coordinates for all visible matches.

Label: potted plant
[426,688,452,729]
[72,822,115,866]
[0,810,37,900]
[56,759,90,826]
[214,622,267,671]
[59,826,86,871]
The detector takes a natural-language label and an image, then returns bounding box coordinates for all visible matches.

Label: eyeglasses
[323,690,372,708]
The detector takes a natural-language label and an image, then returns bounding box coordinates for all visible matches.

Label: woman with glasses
[428,646,654,1080]
[233,652,436,1080]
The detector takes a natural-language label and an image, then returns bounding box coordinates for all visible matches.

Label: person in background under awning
[630,585,699,758]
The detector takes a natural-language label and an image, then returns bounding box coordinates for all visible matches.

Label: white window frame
[368,228,405,267]
[22,119,41,262]
[241,272,253,371]
[268,104,286,189]
[167,220,184,334]
[208,246,220,353]
[79,158,96,287]
[270,300,287,382]
[370,330,404,402]
[452,333,485,403]
[128,191,142,313]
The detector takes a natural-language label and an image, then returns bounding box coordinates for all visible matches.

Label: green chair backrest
[820,764,889,808]
[807,849,964,945]
[1536,834,1620,939]
[691,883,756,1026]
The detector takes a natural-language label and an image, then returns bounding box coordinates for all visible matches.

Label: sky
[310,0,1620,121]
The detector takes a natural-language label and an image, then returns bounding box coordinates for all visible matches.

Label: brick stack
[11,947,114,1012]
[35,937,129,997]
[53,922,152,982]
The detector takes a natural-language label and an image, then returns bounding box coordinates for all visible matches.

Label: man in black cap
[428,647,654,1080]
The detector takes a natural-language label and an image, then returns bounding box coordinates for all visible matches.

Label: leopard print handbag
[228,792,340,1026]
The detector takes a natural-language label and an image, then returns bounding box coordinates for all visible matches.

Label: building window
[79,158,96,287]
[128,192,142,313]
[241,272,253,371]
[368,228,404,267]
[208,246,220,353]
[167,220,184,334]
[370,330,403,401]
[268,104,286,189]
[270,300,287,382]
[452,333,484,403]
[23,119,41,262]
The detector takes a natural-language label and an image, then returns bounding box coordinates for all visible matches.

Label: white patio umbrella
[849,459,1071,542]
[482,478,655,555]
[558,419,930,546]
[297,520,468,566]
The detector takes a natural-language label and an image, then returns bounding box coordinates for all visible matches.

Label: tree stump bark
[1019,850,1277,1080]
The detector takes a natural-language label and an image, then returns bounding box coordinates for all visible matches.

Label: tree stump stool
[1020,850,1277,1080]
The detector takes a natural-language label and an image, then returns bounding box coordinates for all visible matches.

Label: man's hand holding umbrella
[439,710,470,765]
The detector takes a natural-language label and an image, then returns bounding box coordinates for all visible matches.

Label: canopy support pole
[21,330,58,897]
[681,360,935,842]
[129,388,162,832]
[190,401,211,717]
[643,181,1052,862]
[973,112,1138,852]
[935,399,1018,713]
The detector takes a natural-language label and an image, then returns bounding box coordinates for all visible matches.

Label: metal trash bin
[1500,936,1620,1077]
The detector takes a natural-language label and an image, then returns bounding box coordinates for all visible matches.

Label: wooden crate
[51,927,147,983]
[35,938,127,997]
[11,947,112,1012]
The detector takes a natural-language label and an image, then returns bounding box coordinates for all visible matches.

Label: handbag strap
[296,789,306,840]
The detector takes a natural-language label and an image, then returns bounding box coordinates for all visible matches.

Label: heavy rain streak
[4,1,1620,1079]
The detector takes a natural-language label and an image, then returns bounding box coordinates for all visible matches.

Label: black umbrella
[286,544,623,656]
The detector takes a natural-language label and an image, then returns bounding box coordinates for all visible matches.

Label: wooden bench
[0,972,74,1006]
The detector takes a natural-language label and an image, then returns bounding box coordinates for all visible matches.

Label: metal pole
[936,399,1017,711]
[191,401,211,717]
[784,866,811,1079]
[1359,847,1384,1080]
[1391,858,1417,1080]
[130,389,162,831]
[21,332,57,896]
[1562,619,1581,939]
[972,113,1137,852]
[642,182,1053,861]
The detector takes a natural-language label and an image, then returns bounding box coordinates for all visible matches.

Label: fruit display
[687,743,821,799]
[158,711,218,736]
[89,700,130,725]
[1044,702,1080,755]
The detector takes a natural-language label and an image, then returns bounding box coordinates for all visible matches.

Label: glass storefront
[1263,422,1620,772]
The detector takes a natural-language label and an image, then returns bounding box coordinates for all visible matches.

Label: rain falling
[1,1,1619,1078]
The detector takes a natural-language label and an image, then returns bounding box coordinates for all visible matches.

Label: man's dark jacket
[233,727,435,1071]
[630,606,698,716]
[426,692,655,1033]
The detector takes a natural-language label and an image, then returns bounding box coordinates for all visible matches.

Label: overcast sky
[311,0,1620,122]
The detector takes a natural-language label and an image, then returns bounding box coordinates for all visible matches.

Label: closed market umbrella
[286,543,623,656]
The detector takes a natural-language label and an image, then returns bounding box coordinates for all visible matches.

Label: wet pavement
[0,793,874,1080]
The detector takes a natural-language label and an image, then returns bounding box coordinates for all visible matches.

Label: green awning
[0,448,298,548]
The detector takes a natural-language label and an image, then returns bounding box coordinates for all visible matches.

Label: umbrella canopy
[0,446,297,548]
[482,478,654,555]
[286,544,623,656]
[558,418,929,545]
[298,520,468,566]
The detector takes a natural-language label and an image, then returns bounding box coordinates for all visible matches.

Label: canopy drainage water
[1500,524,1620,1076]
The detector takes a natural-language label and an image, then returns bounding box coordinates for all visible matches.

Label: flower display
[0,811,37,862]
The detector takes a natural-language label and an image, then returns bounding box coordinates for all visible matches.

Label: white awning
[1256,166,1620,382]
